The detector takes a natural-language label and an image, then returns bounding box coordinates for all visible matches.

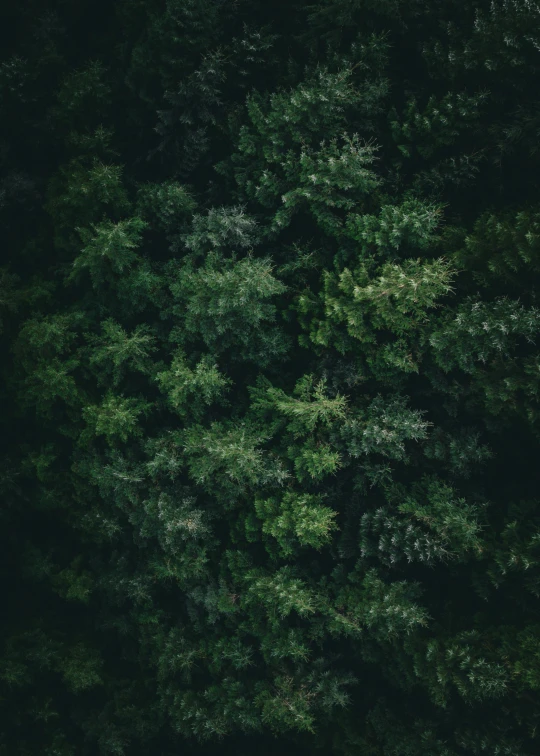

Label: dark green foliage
[2,0,540,754]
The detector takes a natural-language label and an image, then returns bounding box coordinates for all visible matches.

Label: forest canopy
[1,0,540,754]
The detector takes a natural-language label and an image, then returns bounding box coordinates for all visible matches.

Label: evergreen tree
[3,0,540,753]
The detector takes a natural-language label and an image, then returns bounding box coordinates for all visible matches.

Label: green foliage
[297,247,457,392]
[86,319,157,386]
[389,90,489,160]
[180,205,260,254]
[4,1,540,753]
[478,499,540,598]
[413,629,511,707]
[12,312,85,416]
[339,394,431,461]
[507,624,540,692]
[53,60,112,130]
[430,297,540,423]
[167,251,289,363]
[155,350,232,419]
[335,568,431,642]
[315,256,456,343]
[219,67,382,234]
[136,180,197,233]
[452,206,540,289]
[51,556,94,604]
[423,0,540,79]
[360,475,486,566]
[45,160,131,252]
[267,374,348,436]
[272,133,381,236]
[81,392,152,445]
[255,491,339,556]
[68,217,148,288]
[344,198,444,254]
[431,297,540,372]
[60,643,103,693]
[253,665,355,735]
[422,426,493,478]
[182,420,289,497]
